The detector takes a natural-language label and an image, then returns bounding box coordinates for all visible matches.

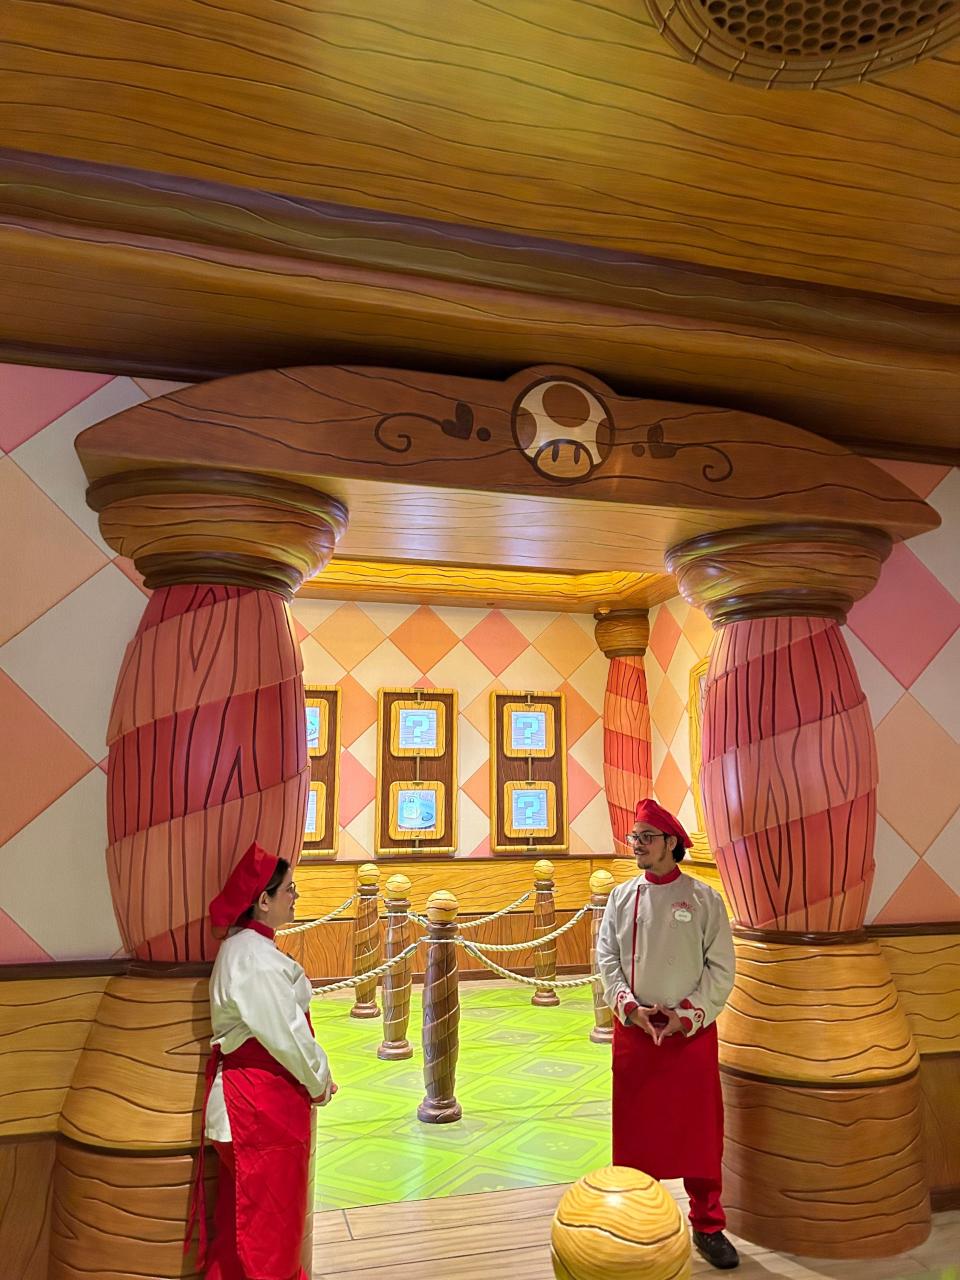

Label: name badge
[673,908,692,923]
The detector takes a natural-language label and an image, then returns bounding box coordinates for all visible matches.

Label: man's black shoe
[692,1229,740,1269]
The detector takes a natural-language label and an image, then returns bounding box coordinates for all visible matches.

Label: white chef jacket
[205,926,332,1142]
[596,870,735,1036]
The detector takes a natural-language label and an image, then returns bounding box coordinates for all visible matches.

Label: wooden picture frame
[301,686,341,857]
[376,687,458,855]
[490,689,568,853]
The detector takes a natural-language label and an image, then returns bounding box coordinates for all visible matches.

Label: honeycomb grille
[645,0,960,86]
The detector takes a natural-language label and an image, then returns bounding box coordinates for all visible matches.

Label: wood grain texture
[589,877,615,1044]
[59,976,210,1152]
[1,2,957,304]
[300,562,674,613]
[531,865,560,1007]
[378,882,414,1059]
[917,1055,960,1200]
[75,367,938,583]
[700,616,878,932]
[49,1143,216,1280]
[599,652,652,857]
[0,1139,55,1280]
[350,877,381,1018]
[417,897,461,1124]
[719,937,919,1084]
[106,584,309,961]
[721,1071,930,1259]
[877,933,960,1055]
[551,1168,691,1280]
[0,978,109,1139]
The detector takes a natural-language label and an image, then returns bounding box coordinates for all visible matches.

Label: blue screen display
[511,787,550,831]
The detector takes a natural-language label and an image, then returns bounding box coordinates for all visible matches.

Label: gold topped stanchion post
[532,858,560,1007]
[350,863,382,1019]
[417,890,462,1124]
[588,870,615,1044]
[378,874,415,1060]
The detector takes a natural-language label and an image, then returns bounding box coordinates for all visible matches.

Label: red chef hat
[634,799,693,851]
[209,842,280,931]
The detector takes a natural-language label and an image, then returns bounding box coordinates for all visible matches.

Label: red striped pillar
[594,611,652,857]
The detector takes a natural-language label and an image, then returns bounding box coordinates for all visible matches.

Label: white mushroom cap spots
[512,379,613,481]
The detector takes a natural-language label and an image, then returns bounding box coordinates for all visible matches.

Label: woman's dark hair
[239,857,290,922]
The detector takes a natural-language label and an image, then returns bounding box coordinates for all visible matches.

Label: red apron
[187,1026,313,1280]
[612,1017,723,1182]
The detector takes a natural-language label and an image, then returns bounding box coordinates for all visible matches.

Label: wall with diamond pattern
[646,461,960,925]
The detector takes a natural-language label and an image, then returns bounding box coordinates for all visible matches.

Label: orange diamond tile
[683,607,716,661]
[0,907,52,963]
[0,459,108,644]
[463,763,490,816]
[648,605,682,672]
[875,693,960,854]
[389,606,459,673]
[650,677,685,744]
[338,750,376,827]
[559,680,599,746]
[567,755,602,820]
[0,671,94,845]
[532,616,596,679]
[311,602,384,670]
[871,860,960,925]
[339,674,378,747]
[653,751,689,817]
[462,611,529,677]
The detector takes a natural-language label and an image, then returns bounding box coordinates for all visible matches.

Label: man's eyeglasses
[627,831,668,848]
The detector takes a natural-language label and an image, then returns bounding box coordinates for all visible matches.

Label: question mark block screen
[305,699,330,757]
[502,702,555,758]
[390,700,446,757]
[304,781,326,841]
[387,781,446,842]
[504,781,557,839]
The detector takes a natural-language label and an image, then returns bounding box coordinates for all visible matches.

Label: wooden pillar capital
[666,522,891,624]
[86,467,348,599]
[594,608,650,657]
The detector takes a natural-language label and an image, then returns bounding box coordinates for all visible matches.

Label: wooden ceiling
[1,0,958,461]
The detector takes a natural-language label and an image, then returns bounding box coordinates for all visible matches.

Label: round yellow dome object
[424,889,458,924]
[551,1166,691,1280]
[384,873,412,897]
[589,869,615,895]
[357,862,381,886]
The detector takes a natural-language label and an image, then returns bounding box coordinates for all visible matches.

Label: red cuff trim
[680,1015,693,1033]
[622,1000,639,1018]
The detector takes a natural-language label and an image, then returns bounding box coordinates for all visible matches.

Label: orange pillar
[594,610,652,859]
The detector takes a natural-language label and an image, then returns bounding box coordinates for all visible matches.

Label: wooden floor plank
[314,1216,553,1273]
[343,1184,567,1240]
[312,1209,353,1244]
[315,1243,557,1280]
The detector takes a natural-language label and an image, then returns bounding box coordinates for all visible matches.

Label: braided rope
[467,902,593,952]
[311,938,421,993]
[457,939,601,989]
[277,893,358,936]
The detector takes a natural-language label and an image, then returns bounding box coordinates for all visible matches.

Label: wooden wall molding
[1,150,958,463]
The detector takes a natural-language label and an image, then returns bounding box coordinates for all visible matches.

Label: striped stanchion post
[417,891,462,1124]
[378,874,415,1060]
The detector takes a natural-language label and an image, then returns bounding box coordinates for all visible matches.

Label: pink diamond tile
[559,680,599,746]
[0,671,95,845]
[463,763,490,816]
[654,750,689,817]
[0,907,53,963]
[0,365,114,452]
[865,815,921,923]
[872,459,951,500]
[390,606,459,673]
[462,611,529,676]
[847,543,960,688]
[338,750,376,827]
[339,675,378,747]
[467,834,492,858]
[567,755,602,820]
[113,555,151,597]
[923,809,960,898]
[911,629,960,744]
[292,615,310,645]
[871,859,960,925]
[648,604,682,672]
[414,673,436,689]
[875,693,960,854]
[911,468,960,600]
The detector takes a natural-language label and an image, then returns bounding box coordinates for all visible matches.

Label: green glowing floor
[308,983,612,1211]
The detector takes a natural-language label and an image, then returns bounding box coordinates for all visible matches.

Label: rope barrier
[466,902,593,952]
[457,938,601,990]
[311,938,421,993]
[277,892,358,936]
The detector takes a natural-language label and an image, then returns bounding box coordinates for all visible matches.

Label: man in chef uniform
[597,799,739,1270]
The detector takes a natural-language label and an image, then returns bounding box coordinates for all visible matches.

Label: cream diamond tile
[668,706,692,780]
[910,628,960,743]
[457,792,487,857]
[131,378,193,398]
[0,564,145,758]
[865,816,922,923]
[498,648,564,693]
[351,639,420,691]
[569,791,614,853]
[651,726,670,778]
[569,721,605,779]
[348,722,379,776]
[458,716,489,781]
[664,634,700,700]
[677,793,698,835]
[910,467,960,599]
[12,377,147,555]
[0,771,122,959]
[665,596,691,629]
[842,627,906,726]
[356,601,418,633]
[429,605,491,639]
[507,609,560,642]
[300,634,347,686]
[923,808,960,897]
[644,650,665,702]
[0,459,108,644]
[312,603,384,670]
[533,615,597,678]
[345,798,376,857]
[429,643,499,707]
[291,597,344,633]
[564,648,609,712]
